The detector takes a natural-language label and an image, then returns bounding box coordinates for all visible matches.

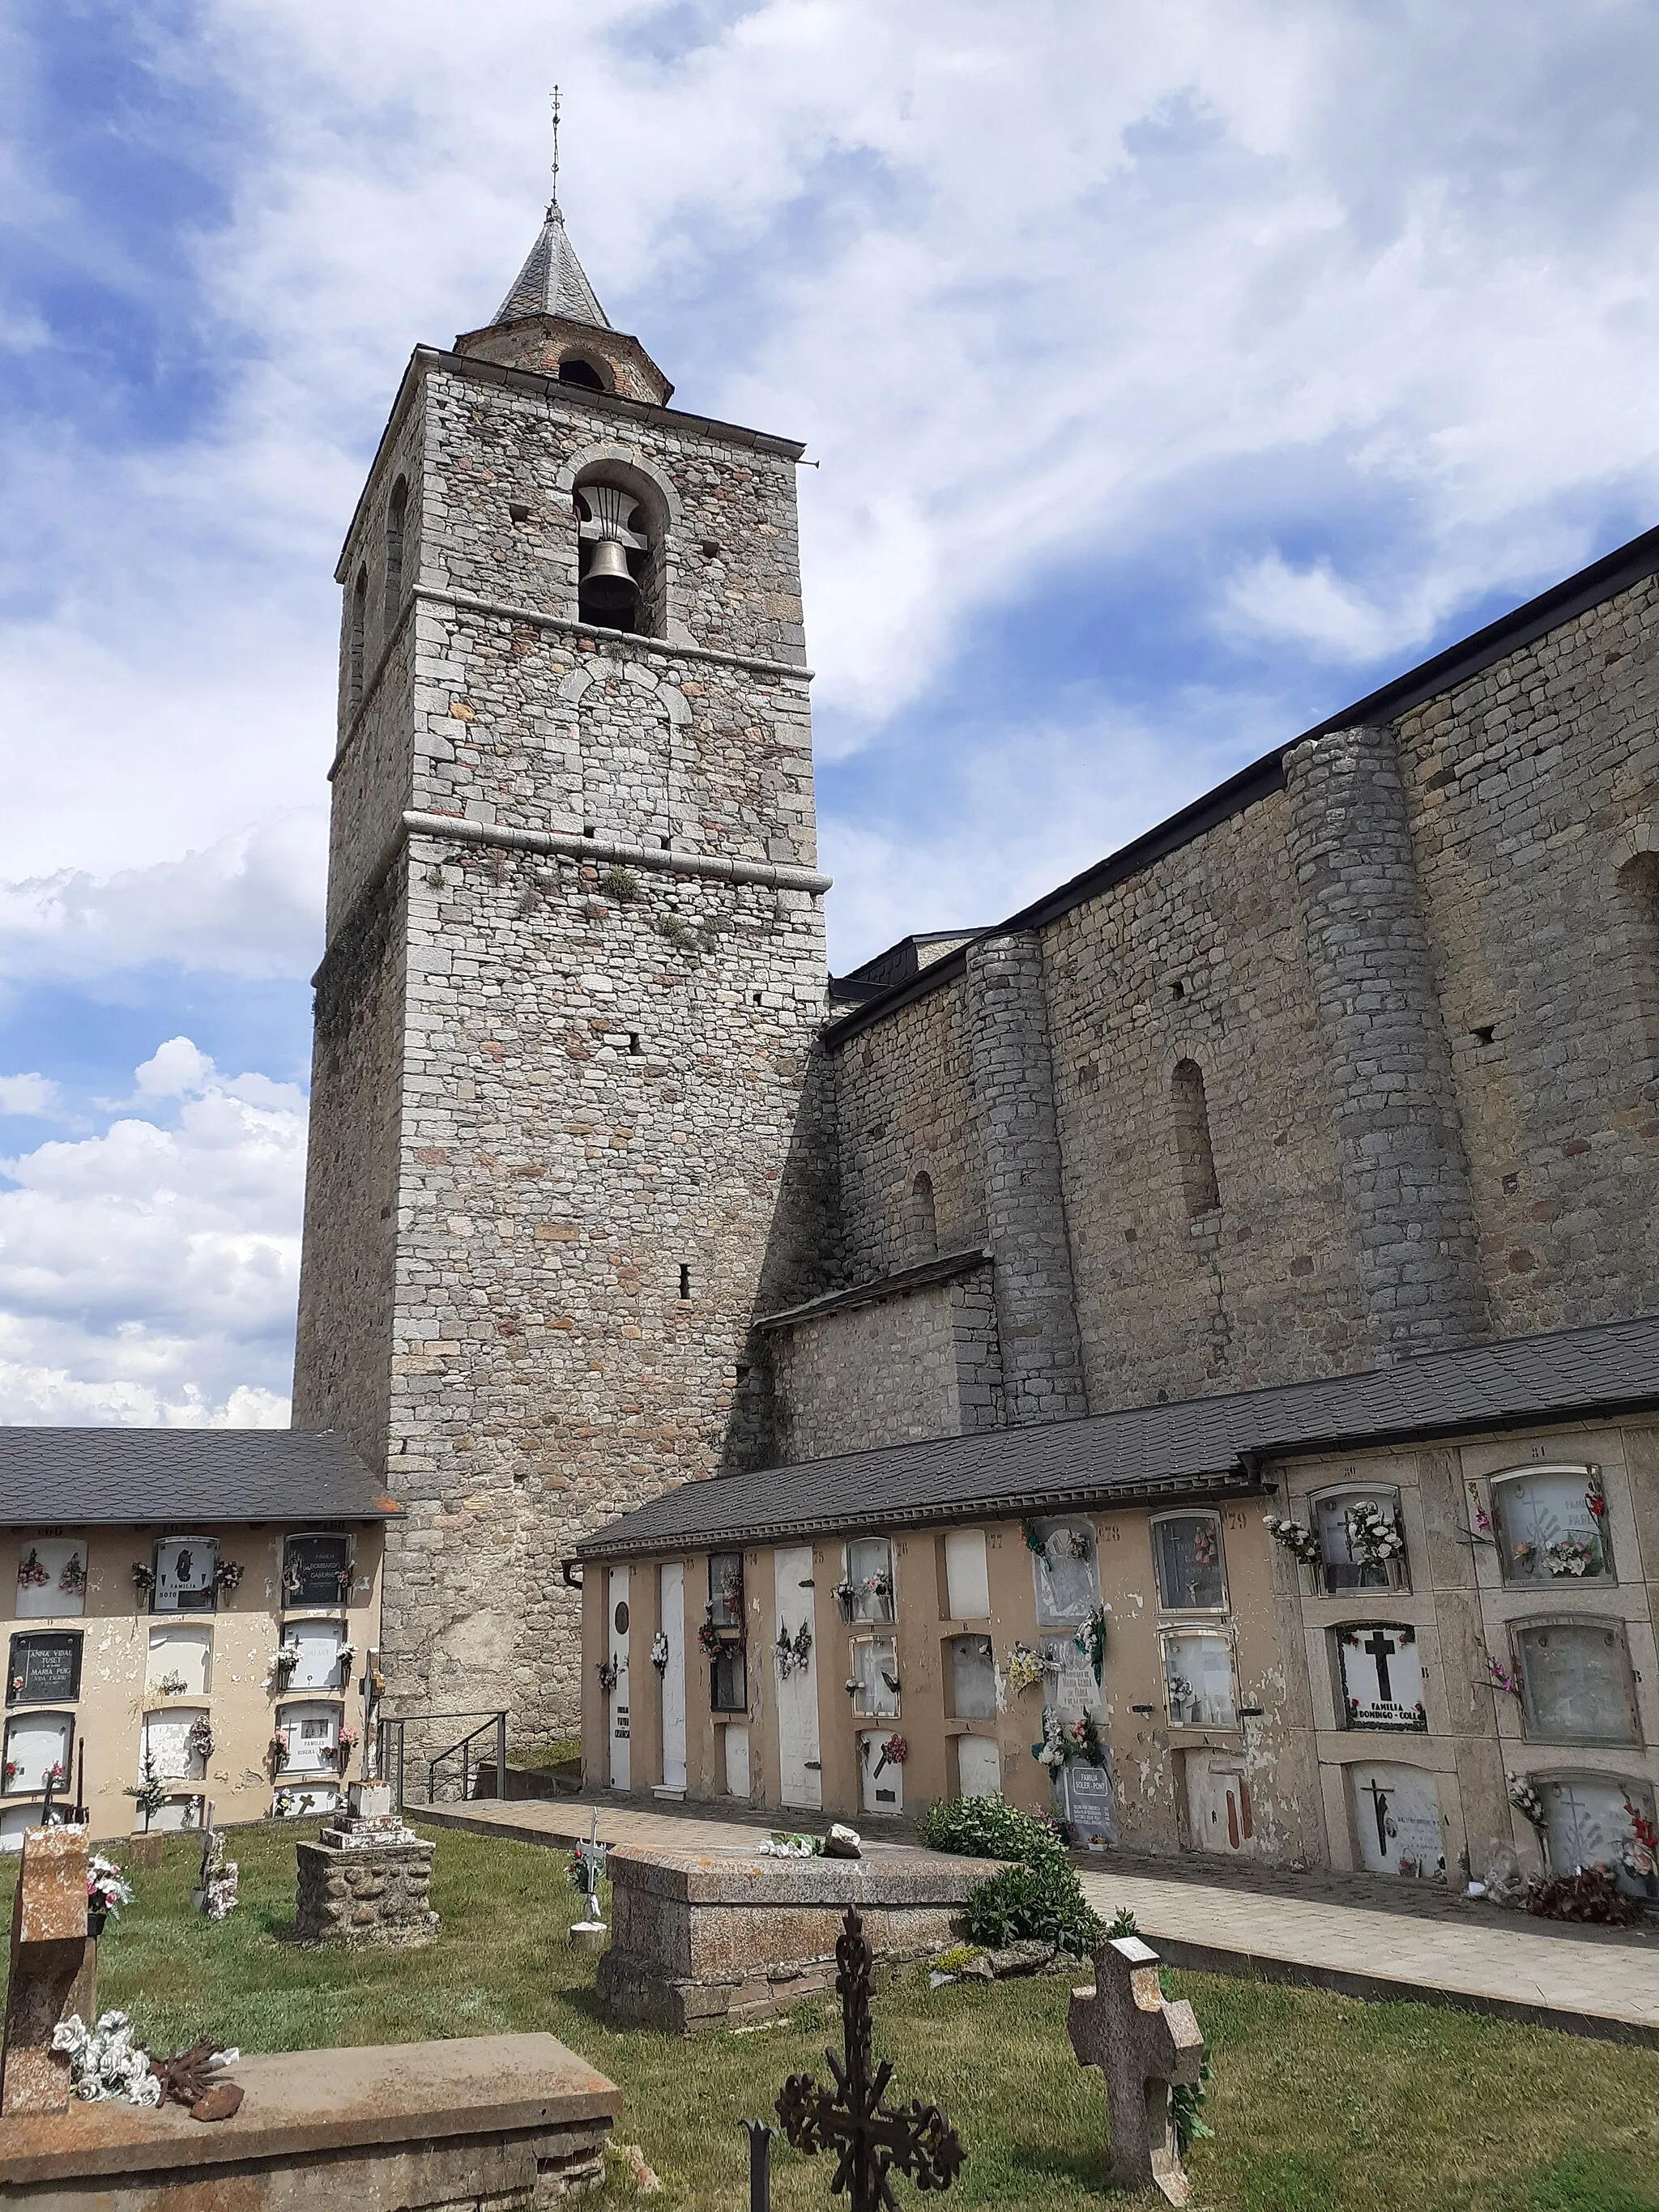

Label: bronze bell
[582,536,637,614]
[578,484,643,622]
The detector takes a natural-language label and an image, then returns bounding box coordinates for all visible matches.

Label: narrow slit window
[383,477,407,633]
[1171,1059,1221,1215]
[679,1264,691,1301]
[348,567,366,711]
[907,1172,937,1260]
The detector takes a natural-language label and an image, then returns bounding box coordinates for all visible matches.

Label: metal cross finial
[777,1907,964,2212]
[550,85,562,207]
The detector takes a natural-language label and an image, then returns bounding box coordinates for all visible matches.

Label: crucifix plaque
[1337,1624,1426,1731]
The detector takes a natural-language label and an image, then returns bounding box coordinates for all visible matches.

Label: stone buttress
[1283,722,1486,1360]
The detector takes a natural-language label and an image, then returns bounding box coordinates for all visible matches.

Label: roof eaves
[576,1464,1262,1560]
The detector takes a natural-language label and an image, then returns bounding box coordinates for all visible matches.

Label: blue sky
[6,0,1659,1422]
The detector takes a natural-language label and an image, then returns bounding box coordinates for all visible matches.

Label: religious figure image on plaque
[1337,1623,1427,1731]
[1151,1514,1226,1611]
[1349,1762,1444,1878]
[153,1537,218,1615]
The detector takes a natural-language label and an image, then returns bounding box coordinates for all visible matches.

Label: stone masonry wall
[817,563,1659,1432]
[295,352,830,1735]
[768,1266,1003,1462]
[1392,573,1659,1336]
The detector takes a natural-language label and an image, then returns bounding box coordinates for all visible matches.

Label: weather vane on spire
[550,84,562,209]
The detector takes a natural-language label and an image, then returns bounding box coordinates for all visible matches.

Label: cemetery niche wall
[0,1431,394,1848]
[578,1334,1659,1898]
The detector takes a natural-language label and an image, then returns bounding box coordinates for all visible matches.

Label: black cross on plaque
[777,1907,964,2212]
[1362,1628,1397,1703]
[1362,1776,1392,1858]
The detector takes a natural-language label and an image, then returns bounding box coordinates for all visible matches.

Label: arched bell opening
[573,463,669,637]
[558,353,608,392]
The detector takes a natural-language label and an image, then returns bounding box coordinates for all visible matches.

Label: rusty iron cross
[776,1907,964,2212]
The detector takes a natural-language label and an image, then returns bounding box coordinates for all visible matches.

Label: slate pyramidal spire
[455,177,672,405]
[492,196,611,331]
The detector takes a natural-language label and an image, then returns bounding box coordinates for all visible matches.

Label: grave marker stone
[1068,1933,1205,2208]
[0,1824,94,2116]
[1061,1757,1117,1848]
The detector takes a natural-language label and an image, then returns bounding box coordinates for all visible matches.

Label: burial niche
[14,1538,86,1620]
[284,1532,351,1608]
[6,1634,81,1709]
[1349,1762,1444,1877]
[2,1711,71,1799]
[842,1535,895,1623]
[851,1634,901,1720]
[1538,1773,1657,1896]
[1491,1468,1611,1584]
[1029,1519,1099,1624]
[1311,1489,1407,1592]
[1516,1622,1640,1745]
[949,1635,996,1720]
[1336,1623,1427,1731]
[1161,1628,1236,1728]
[943,1528,991,1621]
[152,1536,219,1614]
[1151,1512,1226,1612]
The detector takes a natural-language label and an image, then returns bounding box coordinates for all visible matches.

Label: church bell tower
[292,187,830,1731]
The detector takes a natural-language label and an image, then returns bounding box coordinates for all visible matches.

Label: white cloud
[0,1075,60,1118]
[0,816,326,987]
[0,1041,304,1426]
[821,689,1282,970]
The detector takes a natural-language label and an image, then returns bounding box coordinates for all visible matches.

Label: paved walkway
[414,1795,1659,2048]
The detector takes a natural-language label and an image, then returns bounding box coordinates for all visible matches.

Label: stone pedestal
[596,1845,1000,2033]
[294,1790,437,1949]
[1,1826,96,2116]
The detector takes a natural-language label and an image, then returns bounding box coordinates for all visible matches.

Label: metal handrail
[375,1710,507,1811]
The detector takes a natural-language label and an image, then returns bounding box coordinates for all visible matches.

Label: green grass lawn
[8,1823,1659,2212]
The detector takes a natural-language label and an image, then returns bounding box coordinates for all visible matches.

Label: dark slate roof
[0,1430,399,1527]
[578,1312,1659,1558]
[825,518,1659,1045]
[493,200,609,329]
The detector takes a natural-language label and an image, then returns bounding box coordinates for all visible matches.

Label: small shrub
[602,867,640,903]
[918,1797,1066,1865]
[961,1856,1102,1957]
[1107,1904,1139,1938]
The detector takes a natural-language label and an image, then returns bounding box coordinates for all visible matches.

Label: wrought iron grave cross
[776,1907,963,2212]
[574,1807,608,1924]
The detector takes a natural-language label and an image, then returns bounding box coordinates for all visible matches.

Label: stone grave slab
[596,1846,1001,2033]
[0,2031,619,2210]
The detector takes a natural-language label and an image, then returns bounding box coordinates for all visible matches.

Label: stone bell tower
[292,191,832,1732]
